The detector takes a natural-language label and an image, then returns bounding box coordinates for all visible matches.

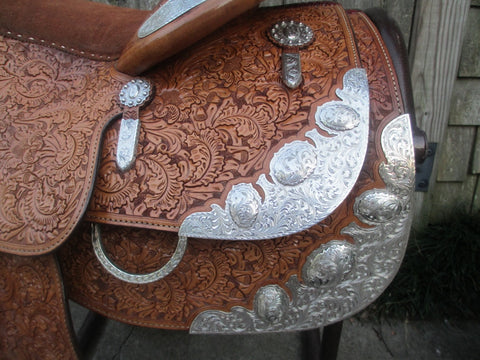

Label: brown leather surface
[0,253,78,359]
[58,8,405,330]
[85,3,360,231]
[0,36,131,255]
[0,0,148,60]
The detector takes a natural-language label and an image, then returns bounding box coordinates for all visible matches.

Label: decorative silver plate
[179,68,370,241]
[190,113,416,334]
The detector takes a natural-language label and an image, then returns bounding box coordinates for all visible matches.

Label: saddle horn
[116,0,263,75]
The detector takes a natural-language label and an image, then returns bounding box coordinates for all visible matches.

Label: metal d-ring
[91,223,187,284]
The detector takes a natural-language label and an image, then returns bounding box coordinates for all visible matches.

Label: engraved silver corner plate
[189,113,415,334]
[138,0,208,38]
[179,68,370,241]
[116,79,152,172]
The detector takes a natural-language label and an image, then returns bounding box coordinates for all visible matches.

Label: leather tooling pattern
[0,36,122,254]
[85,4,358,230]
[0,253,77,358]
[59,10,405,330]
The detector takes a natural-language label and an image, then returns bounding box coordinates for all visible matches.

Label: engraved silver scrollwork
[117,79,152,171]
[282,53,303,89]
[138,0,208,38]
[302,241,355,288]
[117,118,141,172]
[91,224,188,284]
[189,114,415,334]
[179,68,369,241]
[254,285,290,324]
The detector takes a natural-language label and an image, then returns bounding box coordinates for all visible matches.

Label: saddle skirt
[0,1,418,333]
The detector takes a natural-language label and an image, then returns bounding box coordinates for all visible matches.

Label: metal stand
[301,321,343,360]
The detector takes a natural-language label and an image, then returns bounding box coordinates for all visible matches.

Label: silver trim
[282,52,303,89]
[116,118,140,172]
[189,114,415,333]
[138,0,208,38]
[179,68,369,241]
[91,224,188,284]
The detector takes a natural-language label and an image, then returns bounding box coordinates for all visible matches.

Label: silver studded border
[179,68,370,241]
[189,113,415,334]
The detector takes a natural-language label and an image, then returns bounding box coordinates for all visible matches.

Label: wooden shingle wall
[94,0,478,228]
[431,2,480,223]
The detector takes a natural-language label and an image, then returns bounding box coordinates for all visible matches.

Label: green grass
[367,211,480,320]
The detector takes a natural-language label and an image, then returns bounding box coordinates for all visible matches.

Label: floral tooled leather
[85,3,359,230]
[0,37,127,255]
[0,253,78,359]
[59,8,405,329]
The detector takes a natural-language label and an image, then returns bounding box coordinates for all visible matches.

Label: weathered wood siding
[93,0,479,227]
[428,1,479,223]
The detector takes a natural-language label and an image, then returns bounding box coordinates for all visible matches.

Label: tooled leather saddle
[0,0,426,358]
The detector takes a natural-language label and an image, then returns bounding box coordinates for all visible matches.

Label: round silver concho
[271,141,317,186]
[354,190,403,225]
[254,285,290,324]
[316,103,361,131]
[302,241,355,288]
[226,183,262,228]
[270,20,314,48]
[119,79,152,108]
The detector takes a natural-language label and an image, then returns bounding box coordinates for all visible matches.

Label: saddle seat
[0,0,148,60]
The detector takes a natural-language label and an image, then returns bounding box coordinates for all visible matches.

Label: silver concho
[254,285,290,324]
[227,184,262,228]
[119,79,152,108]
[316,103,361,131]
[270,20,314,48]
[302,241,355,288]
[354,190,402,225]
[271,141,317,186]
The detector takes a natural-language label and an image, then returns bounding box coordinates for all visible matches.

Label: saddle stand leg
[301,321,343,360]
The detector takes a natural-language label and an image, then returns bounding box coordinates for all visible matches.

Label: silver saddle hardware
[94,66,370,284]
[269,20,314,88]
[116,78,153,172]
